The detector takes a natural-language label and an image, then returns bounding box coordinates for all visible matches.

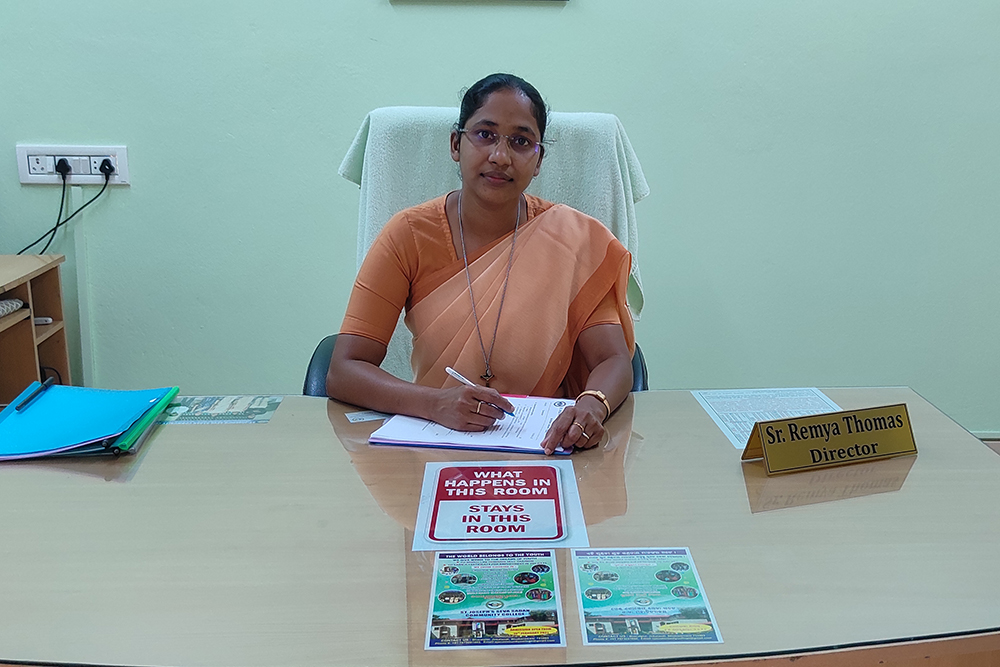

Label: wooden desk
[1,389,998,666]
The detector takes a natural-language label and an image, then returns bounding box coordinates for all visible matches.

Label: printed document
[370,396,574,455]
[692,388,841,448]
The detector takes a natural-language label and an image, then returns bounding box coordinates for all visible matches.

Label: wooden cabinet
[0,255,71,405]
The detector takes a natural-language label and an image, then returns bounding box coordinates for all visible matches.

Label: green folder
[109,386,180,454]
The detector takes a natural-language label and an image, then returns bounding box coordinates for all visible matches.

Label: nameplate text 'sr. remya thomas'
[741,404,917,475]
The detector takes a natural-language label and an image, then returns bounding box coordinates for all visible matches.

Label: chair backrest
[306,333,649,397]
[632,343,649,392]
[303,334,338,397]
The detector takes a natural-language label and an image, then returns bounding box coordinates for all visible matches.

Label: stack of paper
[0,382,179,461]
[369,396,574,456]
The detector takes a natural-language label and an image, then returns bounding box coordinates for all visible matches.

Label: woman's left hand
[540,400,606,455]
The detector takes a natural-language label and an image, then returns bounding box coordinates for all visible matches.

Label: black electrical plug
[17,155,113,256]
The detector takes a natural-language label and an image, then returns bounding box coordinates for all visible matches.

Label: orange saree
[341,194,634,398]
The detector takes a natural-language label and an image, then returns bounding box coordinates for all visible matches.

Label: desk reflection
[328,395,638,531]
[741,454,916,513]
[0,443,150,483]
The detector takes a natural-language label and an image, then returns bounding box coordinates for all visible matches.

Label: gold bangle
[576,389,611,422]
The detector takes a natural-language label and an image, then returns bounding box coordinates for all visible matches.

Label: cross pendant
[480,372,494,387]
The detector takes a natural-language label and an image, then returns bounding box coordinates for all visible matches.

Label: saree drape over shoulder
[341,194,634,398]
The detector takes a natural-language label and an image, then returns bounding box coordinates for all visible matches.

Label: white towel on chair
[339,106,650,380]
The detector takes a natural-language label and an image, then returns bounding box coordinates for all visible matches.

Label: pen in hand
[444,367,515,417]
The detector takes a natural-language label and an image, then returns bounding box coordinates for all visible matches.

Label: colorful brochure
[572,548,722,645]
[426,551,565,650]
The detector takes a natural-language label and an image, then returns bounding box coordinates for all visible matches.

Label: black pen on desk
[444,366,515,417]
[15,377,55,412]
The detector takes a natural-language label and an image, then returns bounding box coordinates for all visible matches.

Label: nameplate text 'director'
[740,404,917,475]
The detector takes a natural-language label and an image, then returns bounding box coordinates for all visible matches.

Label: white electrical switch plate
[16,145,130,185]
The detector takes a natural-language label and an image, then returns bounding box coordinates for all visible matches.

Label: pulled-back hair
[457,73,548,142]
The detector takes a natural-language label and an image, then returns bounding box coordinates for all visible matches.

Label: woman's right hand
[327,335,516,431]
[429,385,515,431]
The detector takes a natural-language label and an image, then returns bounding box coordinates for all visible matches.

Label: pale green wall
[2,2,998,436]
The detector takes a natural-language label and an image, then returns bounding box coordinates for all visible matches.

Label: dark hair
[457,73,548,142]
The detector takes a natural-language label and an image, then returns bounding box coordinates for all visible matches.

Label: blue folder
[0,383,177,460]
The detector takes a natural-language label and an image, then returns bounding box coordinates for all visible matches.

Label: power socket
[56,156,92,175]
[16,145,130,185]
[28,155,55,175]
[90,155,116,175]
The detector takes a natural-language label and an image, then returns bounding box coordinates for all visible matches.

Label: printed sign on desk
[412,460,589,552]
[429,465,564,541]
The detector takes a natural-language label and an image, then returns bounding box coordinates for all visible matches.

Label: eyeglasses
[457,128,541,156]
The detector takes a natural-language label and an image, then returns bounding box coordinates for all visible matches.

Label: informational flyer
[427,551,565,650]
[572,548,722,645]
[692,388,841,448]
[412,460,589,552]
[156,395,283,424]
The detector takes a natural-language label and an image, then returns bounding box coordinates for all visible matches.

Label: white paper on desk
[691,388,842,449]
[345,409,391,424]
[369,396,573,455]
[412,460,589,552]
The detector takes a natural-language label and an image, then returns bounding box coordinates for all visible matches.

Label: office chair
[303,334,339,397]
[303,333,648,396]
[631,343,648,392]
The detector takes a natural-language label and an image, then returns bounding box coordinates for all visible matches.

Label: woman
[328,73,634,454]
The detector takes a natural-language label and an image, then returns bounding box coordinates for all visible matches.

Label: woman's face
[450,88,544,207]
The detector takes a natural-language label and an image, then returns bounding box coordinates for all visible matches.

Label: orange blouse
[341,194,633,397]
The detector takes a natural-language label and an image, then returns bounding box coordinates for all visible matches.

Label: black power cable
[39,365,63,385]
[17,159,69,255]
[17,158,115,255]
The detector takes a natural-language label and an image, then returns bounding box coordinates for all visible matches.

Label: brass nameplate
[741,404,917,475]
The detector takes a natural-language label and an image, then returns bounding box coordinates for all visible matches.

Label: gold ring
[573,421,590,439]
[476,401,483,414]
